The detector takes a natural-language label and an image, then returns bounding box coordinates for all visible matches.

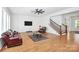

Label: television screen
[24,21,32,26]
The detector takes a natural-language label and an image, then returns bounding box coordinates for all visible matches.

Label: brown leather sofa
[1,31,22,48]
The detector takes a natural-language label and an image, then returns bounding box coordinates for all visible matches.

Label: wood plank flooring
[1,32,79,52]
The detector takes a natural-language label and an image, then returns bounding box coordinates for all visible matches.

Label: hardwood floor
[1,32,79,52]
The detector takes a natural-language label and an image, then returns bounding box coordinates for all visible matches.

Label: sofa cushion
[9,36,19,40]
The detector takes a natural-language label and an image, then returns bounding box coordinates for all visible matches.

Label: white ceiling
[8,7,70,16]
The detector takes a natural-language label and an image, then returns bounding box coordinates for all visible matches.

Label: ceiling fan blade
[38,12,40,15]
[42,11,45,13]
[34,12,37,14]
[36,9,38,12]
[39,9,42,11]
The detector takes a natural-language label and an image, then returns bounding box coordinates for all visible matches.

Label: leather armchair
[38,27,46,33]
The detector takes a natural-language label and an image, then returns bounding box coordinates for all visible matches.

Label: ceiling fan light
[33,9,45,15]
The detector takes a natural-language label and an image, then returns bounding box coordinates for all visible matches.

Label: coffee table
[32,32,42,40]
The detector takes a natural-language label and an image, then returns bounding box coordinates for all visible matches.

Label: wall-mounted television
[24,21,32,26]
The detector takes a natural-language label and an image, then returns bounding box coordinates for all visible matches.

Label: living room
[0,7,79,52]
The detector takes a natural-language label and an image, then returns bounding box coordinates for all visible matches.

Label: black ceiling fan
[33,9,45,15]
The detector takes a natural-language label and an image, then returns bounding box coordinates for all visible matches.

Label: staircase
[49,19,67,36]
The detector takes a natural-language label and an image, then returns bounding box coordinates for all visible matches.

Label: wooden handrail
[50,19,61,27]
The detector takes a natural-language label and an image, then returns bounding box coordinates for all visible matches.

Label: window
[0,7,2,37]
[6,13,10,30]
[75,20,79,28]
[2,8,10,33]
[2,9,7,32]
[0,8,10,37]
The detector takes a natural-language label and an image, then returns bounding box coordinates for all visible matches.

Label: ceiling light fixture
[32,9,45,15]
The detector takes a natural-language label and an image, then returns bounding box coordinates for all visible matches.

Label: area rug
[28,34,48,42]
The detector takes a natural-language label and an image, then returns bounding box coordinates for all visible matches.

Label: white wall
[11,14,47,32]
[11,14,59,35]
